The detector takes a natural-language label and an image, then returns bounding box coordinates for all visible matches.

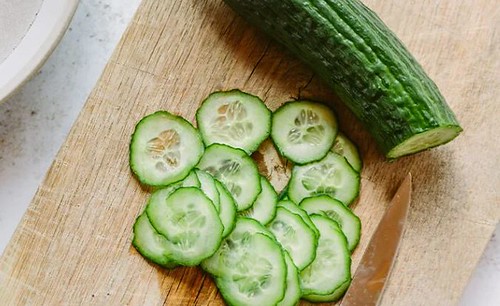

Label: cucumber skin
[223,0,462,158]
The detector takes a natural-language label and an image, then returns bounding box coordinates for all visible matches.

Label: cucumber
[194,169,220,211]
[197,144,261,211]
[277,251,301,306]
[143,170,201,203]
[271,101,338,164]
[182,170,201,187]
[146,187,223,266]
[277,200,320,238]
[288,152,360,206]
[223,0,462,159]
[267,207,318,270]
[331,132,362,172]
[239,176,278,225]
[300,195,361,252]
[300,215,351,299]
[132,213,178,269]
[196,89,271,154]
[129,111,204,187]
[203,218,287,306]
[215,180,238,237]
[229,216,274,239]
[201,217,274,276]
[213,233,287,306]
[303,280,350,303]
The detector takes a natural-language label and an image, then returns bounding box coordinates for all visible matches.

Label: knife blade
[340,173,412,306]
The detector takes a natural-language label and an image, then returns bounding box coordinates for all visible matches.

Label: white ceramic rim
[0,0,79,103]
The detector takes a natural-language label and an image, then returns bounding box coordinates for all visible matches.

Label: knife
[340,173,412,306]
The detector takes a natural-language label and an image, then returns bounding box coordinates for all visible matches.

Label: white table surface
[0,1,498,304]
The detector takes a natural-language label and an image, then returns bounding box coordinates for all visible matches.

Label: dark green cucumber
[223,0,462,158]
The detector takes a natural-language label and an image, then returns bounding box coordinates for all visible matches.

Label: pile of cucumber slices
[130,89,362,305]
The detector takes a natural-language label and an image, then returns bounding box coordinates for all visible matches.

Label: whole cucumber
[224,0,462,159]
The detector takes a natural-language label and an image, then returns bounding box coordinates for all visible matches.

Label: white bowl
[0,0,79,103]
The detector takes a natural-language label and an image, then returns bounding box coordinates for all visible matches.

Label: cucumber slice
[302,280,350,303]
[196,89,271,154]
[197,144,261,211]
[271,101,338,164]
[267,207,318,270]
[332,132,362,172]
[132,169,203,268]
[288,152,360,206]
[132,213,178,269]
[211,232,287,306]
[215,180,237,238]
[143,170,201,219]
[202,217,273,276]
[277,200,319,238]
[300,195,361,252]
[300,215,351,298]
[195,169,220,212]
[146,187,223,266]
[239,176,278,225]
[277,251,301,306]
[130,111,204,187]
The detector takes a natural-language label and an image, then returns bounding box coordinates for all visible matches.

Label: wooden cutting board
[0,0,498,305]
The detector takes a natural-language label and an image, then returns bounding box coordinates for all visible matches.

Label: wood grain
[0,0,498,305]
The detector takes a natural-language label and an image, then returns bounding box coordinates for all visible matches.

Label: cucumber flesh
[132,213,178,269]
[146,187,223,266]
[129,111,204,187]
[331,132,362,172]
[196,89,271,154]
[300,215,351,297]
[288,152,360,206]
[271,101,338,164]
[239,176,278,225]
[388,126,462,158]
[215,180,238,238]
[197,144,261,211]
[267,207,318,270]
[300,195,361,252]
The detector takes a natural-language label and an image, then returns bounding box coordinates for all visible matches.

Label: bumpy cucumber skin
[223,0,462,158]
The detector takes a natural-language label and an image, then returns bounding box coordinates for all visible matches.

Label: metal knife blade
[340,173,412,306]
